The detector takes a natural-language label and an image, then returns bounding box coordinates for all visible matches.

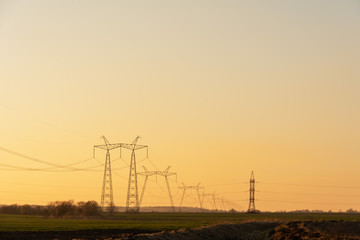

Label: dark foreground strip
[0,229,159,240]
[2,221,360,240]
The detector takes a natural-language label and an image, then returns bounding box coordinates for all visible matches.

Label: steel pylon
[138,166,177,212]
[178,183,204,212]
[93,136,122,213]
[123,136,148,213]
[247,170,256,213]
[101,151,113,212]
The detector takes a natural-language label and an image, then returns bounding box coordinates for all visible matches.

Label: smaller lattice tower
[93,136,122,213]
[201,192,217,211]
[247,170,256,213]
[138,166,177,212]
[179,183,204,212]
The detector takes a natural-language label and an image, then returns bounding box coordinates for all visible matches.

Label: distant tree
[0,204,45,215]
[0,204,19,214]
[46,200,76,218]
[44,200,100,218]
[346,208,358,213]
[77,201,101,217]
[228,208,238,213]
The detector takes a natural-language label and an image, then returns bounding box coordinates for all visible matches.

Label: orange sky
[0,0,359,212]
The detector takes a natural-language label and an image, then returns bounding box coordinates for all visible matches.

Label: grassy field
[1,212,360,232]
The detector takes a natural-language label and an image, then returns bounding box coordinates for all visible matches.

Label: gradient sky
[0,0,359,211]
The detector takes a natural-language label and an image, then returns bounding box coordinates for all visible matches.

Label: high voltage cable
[0,146,132,172]
[0,180,100,189]
[0,161,104,172]
[261,182,360,189]
[0,161,105,172]
[0,144,152,172]
[0,146,97,170]
[258,191,360,198]
[0,189,84,198]
[259,199,360,206]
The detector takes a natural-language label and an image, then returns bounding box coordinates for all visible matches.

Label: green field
[1,212,360,232]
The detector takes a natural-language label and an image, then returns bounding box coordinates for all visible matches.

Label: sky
[0,0,359,212]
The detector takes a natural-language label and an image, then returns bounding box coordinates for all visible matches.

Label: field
[1,213,360,239]
[1,212,360,231]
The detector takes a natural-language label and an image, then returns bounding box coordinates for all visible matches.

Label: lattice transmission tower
[247,170,256,213]
[138,166,177,212]
[179,183,204,212]
[93,136,122,212]
[122,136,148,213]
[201,192,217,211]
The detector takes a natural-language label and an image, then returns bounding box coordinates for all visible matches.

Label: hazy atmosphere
[0,0,360,212]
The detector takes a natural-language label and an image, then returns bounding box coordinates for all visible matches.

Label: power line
[261,182,360,189]
[0,180,100,189]
[259,191,360,198]
[259,199,360,206]
[0,161,104,172]
[0,146,104,171]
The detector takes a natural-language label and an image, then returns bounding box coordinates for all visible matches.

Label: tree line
[0,200,101,218]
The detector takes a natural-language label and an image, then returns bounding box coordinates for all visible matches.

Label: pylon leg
[126,150,139,212]
[165,176,175,212]
[139,176,148,207]
[179,189,186,212]
[101,151,114,213]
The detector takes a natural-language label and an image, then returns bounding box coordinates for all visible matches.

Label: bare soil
[272,221,360,240]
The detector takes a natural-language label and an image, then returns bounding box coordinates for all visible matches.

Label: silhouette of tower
[201,191,217,211]
[93,136,122,212]
[179,183,204,212]
[122,136,148,213]
[138,166,177,212]
[247,170,256,213]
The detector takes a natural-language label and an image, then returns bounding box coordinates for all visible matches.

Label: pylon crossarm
[94,144,122,151]
[120,144,148,151]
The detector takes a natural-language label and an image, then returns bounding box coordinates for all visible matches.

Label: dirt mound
[0,229,155,240]
[132,222,279,240]
[272,221,360,240]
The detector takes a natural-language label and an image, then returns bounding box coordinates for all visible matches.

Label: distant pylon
[138,166,177,212]
[93,136,122,212]
[247,170,256,213]
[201,191,217,211]
[179,183,204,212]
[122,136,148,213]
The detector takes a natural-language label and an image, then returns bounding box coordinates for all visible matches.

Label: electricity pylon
[247,170,256,213]
[160,166,177,212]
[220,197,225,211]
[93,136,122,212]
[138,166,157,207]
[201,192,217,211]
[138,166,177,212]
[121,136,148,213]
[179,183,204,212]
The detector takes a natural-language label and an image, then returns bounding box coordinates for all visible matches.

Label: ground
[1,212,360,239]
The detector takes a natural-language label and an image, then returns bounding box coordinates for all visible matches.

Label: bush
[45,200,101,218]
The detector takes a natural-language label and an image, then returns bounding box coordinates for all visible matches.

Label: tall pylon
[179,183,204,212]
[93,136,122,212]
[247,170,256,213]
[121,136,148,213]
[138,166,177,212]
